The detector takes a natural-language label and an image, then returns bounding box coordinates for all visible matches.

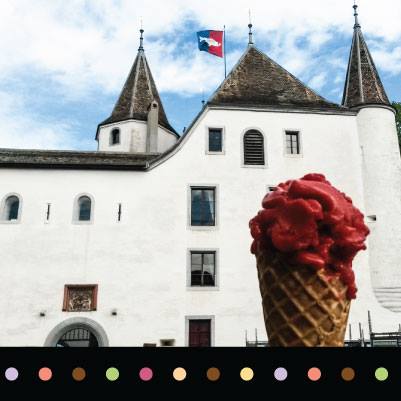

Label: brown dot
[206,367,221,381]
[72,367,86,382]
[341,367,355,381]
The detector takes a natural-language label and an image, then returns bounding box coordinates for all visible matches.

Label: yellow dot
[240,367,254,381]
[173,367,187,381]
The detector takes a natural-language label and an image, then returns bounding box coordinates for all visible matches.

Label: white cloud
[0,0,400,97]
[0,90,94,150]
[308,72,327,91]
[371,46,401,75]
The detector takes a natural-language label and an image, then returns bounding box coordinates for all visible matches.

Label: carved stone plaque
[63,285,98,312]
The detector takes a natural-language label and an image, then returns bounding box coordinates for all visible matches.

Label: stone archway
[44,317,109,347]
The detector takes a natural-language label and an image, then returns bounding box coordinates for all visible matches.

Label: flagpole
[223,25,227,78]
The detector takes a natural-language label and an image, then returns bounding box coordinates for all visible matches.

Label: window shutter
[244,130,264,165]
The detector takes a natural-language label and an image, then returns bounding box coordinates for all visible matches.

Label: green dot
[106,367,119,381]
[375,367,388,381]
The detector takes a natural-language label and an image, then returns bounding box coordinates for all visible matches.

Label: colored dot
[139,367,153,381]
[206,367,221,381]
[72,367,86,382]
[240,367,254,381]
[274,367,288,381]
[173,367,187,381]
[375,367,388,381]
[341,367,355,381]
[307,367,321,381]
[106,367,119,381]
[38,367,52,381]
[5,367,18,381]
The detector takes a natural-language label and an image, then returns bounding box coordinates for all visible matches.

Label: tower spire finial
[248,9,253,45]
[138,20,144,51]
[353,1,360,29]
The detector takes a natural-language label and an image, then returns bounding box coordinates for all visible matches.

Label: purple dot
[274,367,288,381]
[139,367,153,381]
[5,367,19,381]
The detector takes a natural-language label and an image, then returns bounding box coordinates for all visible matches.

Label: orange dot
[38,367,52,381]
[307,367,321,381]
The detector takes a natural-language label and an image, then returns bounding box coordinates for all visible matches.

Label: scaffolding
[245,311,401,347]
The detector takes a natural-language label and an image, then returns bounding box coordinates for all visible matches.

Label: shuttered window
[243,130,265,165]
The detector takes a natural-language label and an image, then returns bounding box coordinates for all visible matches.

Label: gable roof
[342,13,390,108]
[99,44,176,135]
[208,45,343,111]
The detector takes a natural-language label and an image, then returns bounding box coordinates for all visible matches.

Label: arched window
[77,196,92,221]
[2,195,20,221]
[110,128,120,145]
[243,130,265,165]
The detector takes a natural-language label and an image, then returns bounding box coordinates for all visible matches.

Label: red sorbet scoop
[249,173,370,299]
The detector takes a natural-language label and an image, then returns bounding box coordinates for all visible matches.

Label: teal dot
[375,367,388,381]
[106,367,119,381]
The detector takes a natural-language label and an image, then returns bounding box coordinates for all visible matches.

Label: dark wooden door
[189,319,211,347]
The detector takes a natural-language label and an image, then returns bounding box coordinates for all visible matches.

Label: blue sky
[0,0,400,150]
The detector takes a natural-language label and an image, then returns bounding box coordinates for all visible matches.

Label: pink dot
[307,367,321,381]
[139,367,153,381]
[38,367,52,381]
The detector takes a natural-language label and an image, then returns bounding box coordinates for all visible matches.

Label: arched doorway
[44,317,109,347]
[56,327,99,347]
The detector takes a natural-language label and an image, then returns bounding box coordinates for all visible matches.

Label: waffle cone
[256,250,350,347]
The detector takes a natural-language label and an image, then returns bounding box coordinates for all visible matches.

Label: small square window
[208,129,223,152]
[285,131,300,155]
[63,285,98,312]
[190,251,216,287]
[191,187,215,226]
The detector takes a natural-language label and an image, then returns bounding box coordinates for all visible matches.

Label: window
[117,203,122,222]
[45,203,51,222]
[191,187,215,226]
[190,251,216,286]
[188,319,211,347]
[208,128,223,152]
[285,131,300,154]
[243,130,265,165]
[2,195,20,221]
[110,128,120,145]
[62,284,98,312]
[78,196,91,221]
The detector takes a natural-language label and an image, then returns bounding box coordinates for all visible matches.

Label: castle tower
[343,4,401,312]
[96,29,178,153]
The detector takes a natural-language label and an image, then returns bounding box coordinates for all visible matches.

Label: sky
[0,0,400,151]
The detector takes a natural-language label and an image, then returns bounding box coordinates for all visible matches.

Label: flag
[197,30,224,58]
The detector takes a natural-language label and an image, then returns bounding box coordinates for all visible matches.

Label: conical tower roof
[342,5,390,108]
[100,30,176,134]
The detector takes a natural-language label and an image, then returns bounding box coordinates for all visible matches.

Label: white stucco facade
[97,119,177,153]
[1,104,401,346]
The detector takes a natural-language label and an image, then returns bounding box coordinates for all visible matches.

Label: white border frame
[240,127,267,168]
[72,193,95,225]
[0,192,23,224]
[187,184,219,231]
[186,248,219,291]
[205,126,225,155]
[283,129,303,158]
[185,315,215,347]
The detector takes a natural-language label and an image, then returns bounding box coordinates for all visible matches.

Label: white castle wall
[0,107,400,345]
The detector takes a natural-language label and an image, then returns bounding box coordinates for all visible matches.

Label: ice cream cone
[256,250,350,347]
